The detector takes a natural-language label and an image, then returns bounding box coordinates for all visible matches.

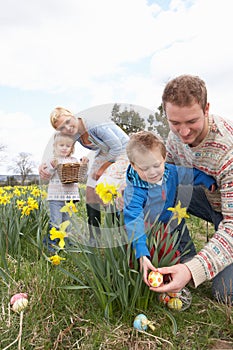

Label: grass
[0,185,232,349]
[1,258,232,350]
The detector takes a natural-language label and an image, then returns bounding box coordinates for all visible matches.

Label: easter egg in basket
[167,297,183,310]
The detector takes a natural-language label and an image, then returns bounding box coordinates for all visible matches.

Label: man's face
[165,102,209,147]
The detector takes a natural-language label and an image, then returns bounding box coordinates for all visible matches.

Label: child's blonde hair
[126,131,166,164]
[53,132,75,157]
[50,107,74,129]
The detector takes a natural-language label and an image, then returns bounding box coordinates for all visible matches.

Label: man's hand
[149,264,192,293]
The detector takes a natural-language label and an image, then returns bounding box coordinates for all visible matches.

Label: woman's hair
[50,107,74,129]
[162,74,207,113]
[53,132,75,157]
[126,131,166,163]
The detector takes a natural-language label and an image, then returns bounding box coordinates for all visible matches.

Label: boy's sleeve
[193,168,217,190]
[124,185,150,259]
[177,166,216,190]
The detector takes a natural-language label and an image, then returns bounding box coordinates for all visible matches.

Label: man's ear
[204,102,210,116]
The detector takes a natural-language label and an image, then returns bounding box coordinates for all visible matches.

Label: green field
[0,185,232,350]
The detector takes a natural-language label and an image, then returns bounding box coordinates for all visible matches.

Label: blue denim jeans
[179,185,232,304]
[43,201,71,251]
[48,200,70,229]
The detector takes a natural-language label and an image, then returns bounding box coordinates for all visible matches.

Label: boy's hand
[139,256,157,286]
[210,183,217,192]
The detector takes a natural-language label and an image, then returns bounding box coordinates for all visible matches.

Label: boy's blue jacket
[123,163,216,259]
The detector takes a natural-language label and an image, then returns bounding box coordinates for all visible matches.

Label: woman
[40,107,129,244]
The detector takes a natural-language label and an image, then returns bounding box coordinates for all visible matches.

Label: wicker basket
[57,162,80,184]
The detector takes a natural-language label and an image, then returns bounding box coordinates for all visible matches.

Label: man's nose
[179,125,190,136]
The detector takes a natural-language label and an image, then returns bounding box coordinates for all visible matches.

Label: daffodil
[0,188,6,195]
[0,193,11,205]
[21,206,32,216]
[167,200,190,225]
[49,254,66,265]
[13,188,21,197]
[30,187,41,197]
[49,220,70,249]
[40,190,48,199]
[16,199,26,209]
[60,200,77,217]
[95,182,121,204]
[27,197,39,210]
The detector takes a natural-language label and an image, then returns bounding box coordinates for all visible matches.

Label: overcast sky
[1,0,233,174]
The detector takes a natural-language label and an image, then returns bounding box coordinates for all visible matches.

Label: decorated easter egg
[167,297,183,310]
[168,291,182,298]
[10,293,28,313]
[148,271,163,288]
[133,313,148,331]
[158,292,170,304]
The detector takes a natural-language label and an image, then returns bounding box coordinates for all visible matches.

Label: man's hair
[126,131,166,163]
[50,107,74,128]
[162,74,207,113]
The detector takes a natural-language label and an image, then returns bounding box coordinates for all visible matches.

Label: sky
[1,0,233,175]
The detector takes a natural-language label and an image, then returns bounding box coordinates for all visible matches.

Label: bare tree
[8,152,36,185]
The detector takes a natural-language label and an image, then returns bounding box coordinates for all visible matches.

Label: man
[153,74,233,304]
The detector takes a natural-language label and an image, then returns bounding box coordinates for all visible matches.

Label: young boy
[123,131,216,286]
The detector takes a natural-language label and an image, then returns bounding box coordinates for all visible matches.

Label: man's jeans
[178,185,232,304]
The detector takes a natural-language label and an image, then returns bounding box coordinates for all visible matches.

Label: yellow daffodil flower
[95,182,121,204]
[49,221,70,249]
[0,188,6,195]
[16,199,26,209]
[0,194,11,205]
[49,254,66,265]
[13,188,21,197]
[60,200,77,217]
[21,206,31,216]
[167,200,190,225]
[27,197,39,210]
[40,190,48,199]
[30,187,41,197]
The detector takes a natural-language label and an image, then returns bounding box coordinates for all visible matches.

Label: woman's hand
[139,256,157,286]
[38,163,51,180]
[149,264,192,293]
[80,156,89,165]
